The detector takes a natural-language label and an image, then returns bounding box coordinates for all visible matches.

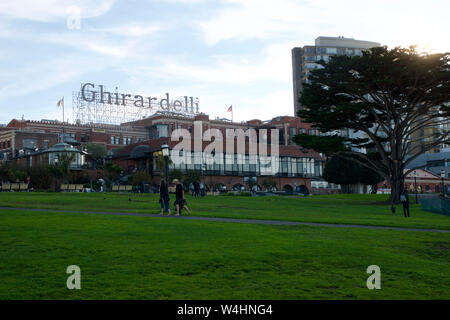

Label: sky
[0,0,448,125]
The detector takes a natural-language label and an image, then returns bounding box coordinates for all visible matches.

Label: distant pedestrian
[194,182,200,197]
[189,182,194,197]
[400,189,410,218]
[159,180,171,216]
[173,179,191,216]
[200,182,205,197]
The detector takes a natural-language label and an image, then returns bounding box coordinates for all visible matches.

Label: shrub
[132,172,152,186]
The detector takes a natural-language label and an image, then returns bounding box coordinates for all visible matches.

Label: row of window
[166,152,324,177]
[305,47,363,56]
[110,136,133,145]
[427,160,449,168]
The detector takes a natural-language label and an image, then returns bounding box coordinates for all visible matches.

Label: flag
[227,105,232,112]
[57,97,64,107]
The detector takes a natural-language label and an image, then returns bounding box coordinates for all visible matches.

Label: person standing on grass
[159,180,171,216]
[173,179,191,216]
[194,181,200,197]
[189,182,194,197]
[400,189,410,218]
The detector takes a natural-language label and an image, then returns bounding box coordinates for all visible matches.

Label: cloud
[136,41,296,85]
[197,0,449,52]
[0,0,116,22]
[0,55,103,98]
[99,25,161,37]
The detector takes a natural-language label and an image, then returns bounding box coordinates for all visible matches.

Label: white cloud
[99,24,161,37]
[197,0,449,52]
[140,41,296,85]
[0,0,116,22]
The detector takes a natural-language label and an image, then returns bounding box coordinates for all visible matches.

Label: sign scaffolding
[72,83,200,125]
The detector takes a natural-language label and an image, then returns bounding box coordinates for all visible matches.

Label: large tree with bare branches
[295,46,449,203]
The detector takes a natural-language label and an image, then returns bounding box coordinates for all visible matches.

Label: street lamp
[161,143,169,186]
[54,155,59,192]
[441,170,446,198]
[201,163,206,184]
[413,170,418,204]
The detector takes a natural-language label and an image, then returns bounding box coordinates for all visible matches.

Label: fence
[421,198,450,216]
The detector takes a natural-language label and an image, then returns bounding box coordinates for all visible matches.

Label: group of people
[188,181,206,197]
[159,179,192,216]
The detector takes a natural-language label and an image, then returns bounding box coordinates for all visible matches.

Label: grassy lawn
[0,192,449,230]
[0,207,449,299]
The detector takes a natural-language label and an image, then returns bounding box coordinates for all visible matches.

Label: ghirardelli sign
[80,83,200,114]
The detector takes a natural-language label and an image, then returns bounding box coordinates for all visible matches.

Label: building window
[111,136,115,144]
[326,47,337,54]
[7,140,10,148]
[156,124,168,138]
[289,127,296,144]
[115,137,120,145]
[298,128,306,134]
[308,128,317,136]
[279,128,284,145]
[23,139,37,149]
[43,140,49,149]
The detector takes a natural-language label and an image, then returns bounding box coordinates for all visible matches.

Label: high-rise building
[292,36,380,114]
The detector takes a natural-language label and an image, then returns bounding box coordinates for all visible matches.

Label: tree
[131,172,152,186]
[183,170,200,187]
[323,153,385,193]
[295,46,449,203]
[85,143,107,169]
[48,153,76,183]
[245,176,257,191]
[104,160,122,182]
[154,153,172,182]
[168,169,183,183]
[262,177,277,191]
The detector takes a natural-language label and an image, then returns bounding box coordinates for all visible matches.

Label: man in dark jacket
[173,179,191,216]
[400,189,410,218]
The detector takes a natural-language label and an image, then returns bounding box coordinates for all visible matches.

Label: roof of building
[47,143,81,153]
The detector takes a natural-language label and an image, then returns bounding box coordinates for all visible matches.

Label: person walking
[189,182,195,197]
[200,182,205,197]
[194,181,200,197]
[159,180,171,216]
[173,179,191,216]
[400,189,410,218]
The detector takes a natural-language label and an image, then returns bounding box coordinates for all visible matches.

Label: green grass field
[0,192,449,299]
[1,192,449,229]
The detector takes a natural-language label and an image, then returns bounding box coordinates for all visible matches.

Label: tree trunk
[389,175,404,204]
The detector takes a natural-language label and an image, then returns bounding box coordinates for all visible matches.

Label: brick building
[113,112,330,193]
[0,118,148,162]
[377,169,450,194]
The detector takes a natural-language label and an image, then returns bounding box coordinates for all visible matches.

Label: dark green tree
[183,170,201,187]
[85,143,107,169]
[168,169,183,183]
[295,46,450,203]
[323,153,385,194]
